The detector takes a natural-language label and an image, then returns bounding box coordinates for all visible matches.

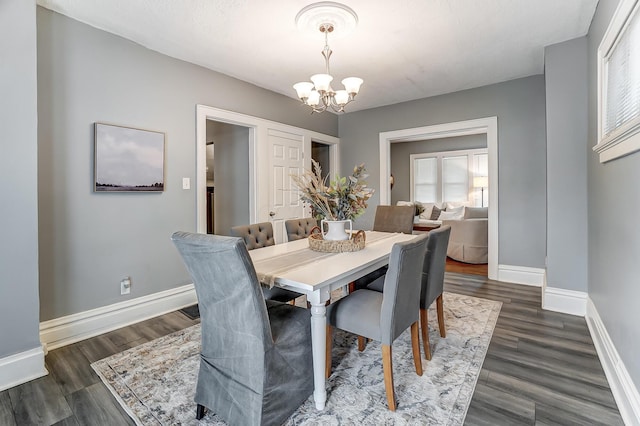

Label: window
[595,0,640,162]
[410,148,488,206]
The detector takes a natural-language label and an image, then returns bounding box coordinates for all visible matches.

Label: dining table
[248,230,417,410]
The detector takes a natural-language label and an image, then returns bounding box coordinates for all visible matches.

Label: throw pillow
[419,203,435,219]
[446,205,465,215]
[430,205,442,220]
[439,210,464,220]
[414,202,426,217]
[445,201,471,210]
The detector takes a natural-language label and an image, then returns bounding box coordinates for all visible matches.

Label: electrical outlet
[182,177,190,190]
[121,277,131,295]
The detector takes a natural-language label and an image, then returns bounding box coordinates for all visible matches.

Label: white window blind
[595,0,640,162]
[414,157,437,203]
[442,156,468,202]
[410,148,488,206]
[604,4,640,136]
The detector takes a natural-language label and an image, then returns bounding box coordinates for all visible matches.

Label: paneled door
[268,128,306,243]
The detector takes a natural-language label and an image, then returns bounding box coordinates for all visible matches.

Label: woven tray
[308,226,366,253]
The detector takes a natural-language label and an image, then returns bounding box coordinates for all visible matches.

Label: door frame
[379,116,499,280]
[196,105,340,234]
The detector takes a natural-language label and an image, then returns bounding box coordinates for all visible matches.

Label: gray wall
[390,134,487,205]
[587,0,640,389]
[339,76,547,268]
[36,8,337,321]
[207,121,250,235]
[544,37,589,292]
[0,0,41,357]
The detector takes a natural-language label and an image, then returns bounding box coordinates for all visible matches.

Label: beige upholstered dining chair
[285,217,318,241]
[230,222,303,304]
[325,234,429,411]
[372,205,415,235]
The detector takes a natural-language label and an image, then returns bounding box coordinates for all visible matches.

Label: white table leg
[308,295,328,410]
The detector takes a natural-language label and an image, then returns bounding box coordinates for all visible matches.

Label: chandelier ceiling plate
[295,2,358,39]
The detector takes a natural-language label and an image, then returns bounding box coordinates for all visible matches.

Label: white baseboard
[497,264,544,286]
[542,286,587,316]
[40,284,197,351]
[0,346,48,392]
[587,298,640,425]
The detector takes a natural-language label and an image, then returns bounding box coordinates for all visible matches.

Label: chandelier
[293,2,363,113]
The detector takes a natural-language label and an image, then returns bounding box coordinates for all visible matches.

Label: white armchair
[441,218,488,264]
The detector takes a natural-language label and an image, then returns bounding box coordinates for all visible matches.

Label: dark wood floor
[0,274,622,425]
[446,258,488,276]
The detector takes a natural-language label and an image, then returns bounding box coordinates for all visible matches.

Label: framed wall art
[94,122,165,192]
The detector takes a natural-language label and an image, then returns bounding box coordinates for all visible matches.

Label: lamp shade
[473,176,488,188]
[334,90,349,105]
[293,82,314,99]
[306,90,321,107]
[310,73,333,92]
[342,77,363,94]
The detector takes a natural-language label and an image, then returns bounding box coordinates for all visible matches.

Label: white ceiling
[37,0,599,112]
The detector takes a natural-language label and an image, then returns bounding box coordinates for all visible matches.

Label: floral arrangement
[292,160,374,221]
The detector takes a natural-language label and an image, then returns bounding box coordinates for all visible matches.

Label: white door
[268,128,306,243]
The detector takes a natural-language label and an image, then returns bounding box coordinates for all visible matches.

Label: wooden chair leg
[420,308,432,360]
[348,281,356,293]
[325,325,333,378]
[196,404,206,420]
[382,345,397,411]
[357,335,367,352]
[436,294,446,337]
[410,322,423,376]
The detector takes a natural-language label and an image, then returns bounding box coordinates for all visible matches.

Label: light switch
[182,178,190,190]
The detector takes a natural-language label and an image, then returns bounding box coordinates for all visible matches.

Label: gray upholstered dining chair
[417,225,451,360]
[368,226,451,360]
[171,232,313,425]
[325,234,429,411]
[349,204,416,292]
[285,217,318,241]
[230,222,303,304]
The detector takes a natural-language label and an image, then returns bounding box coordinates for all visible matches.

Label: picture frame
[94,122,165,192]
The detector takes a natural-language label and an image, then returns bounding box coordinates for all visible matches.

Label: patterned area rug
[91,292,501,425]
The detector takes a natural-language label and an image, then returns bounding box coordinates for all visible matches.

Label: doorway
[195,105,340,238]
[205,120,251,235]
[312,141,331,181]
[379,117,499,280]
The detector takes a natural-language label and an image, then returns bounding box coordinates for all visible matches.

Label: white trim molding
[0,346,48,392]
[40,284,197,351]
[542,286,587,316]
[587,298,640,425]
[379,116,499,280]
[497,264,544,287]
[196,104,340,233]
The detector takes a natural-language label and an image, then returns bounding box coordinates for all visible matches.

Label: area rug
[91,292,501,425]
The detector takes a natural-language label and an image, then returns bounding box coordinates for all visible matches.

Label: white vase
[321,219,353,241]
